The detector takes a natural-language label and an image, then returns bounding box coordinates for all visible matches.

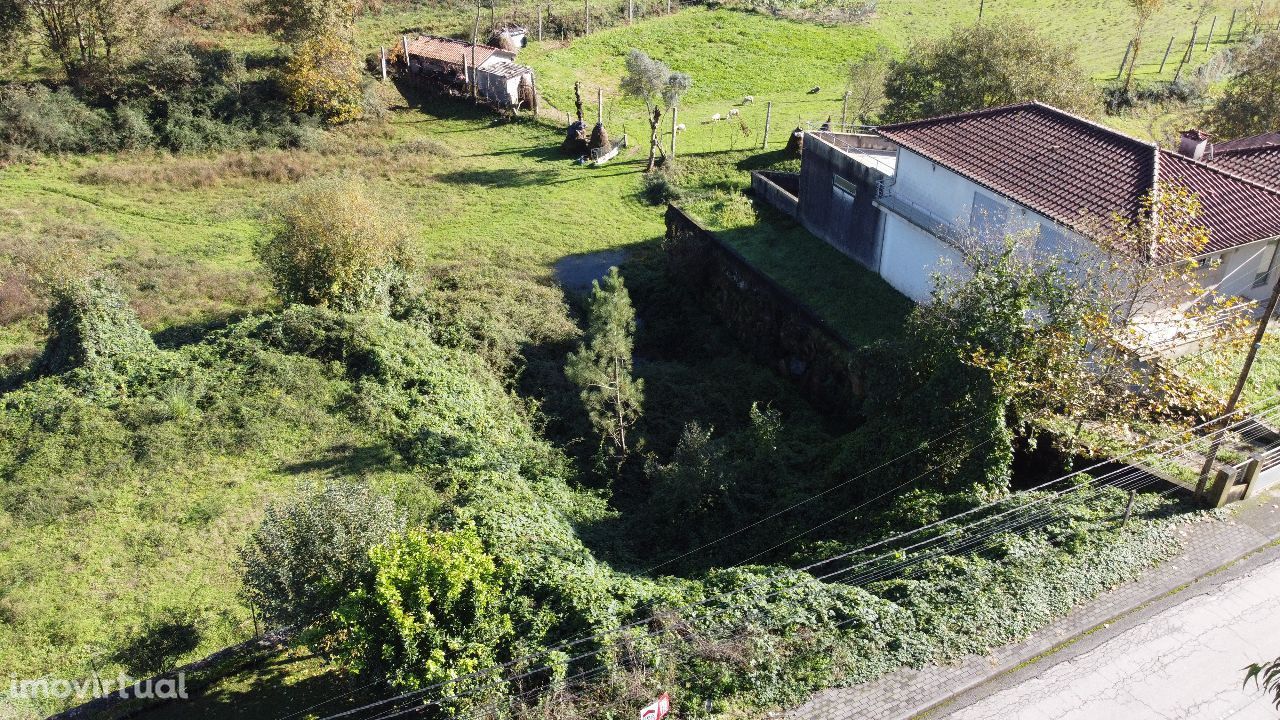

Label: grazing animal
[728,108,740,117]
[711,113,722,121]
[807,86,821,94]
[675,123,686,132]
[743,95,754,104]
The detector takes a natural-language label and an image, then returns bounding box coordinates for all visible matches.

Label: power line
[308,397,1280,720]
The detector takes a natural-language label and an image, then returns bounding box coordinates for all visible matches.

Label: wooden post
[762,101,772,149]
[1205,15,1217,51]
[841,91,849,130]
[628,0,634,23]
[597,88,603,126]
[1159,35,1174,74]
[1174,26,1197,83]
[472,0,482,99]
[667,0,671,13]
[463,53,471,94]
[670,106,677,160]
[1117,38,1133,79]
[402,35,410,68]
[584,0,590,34]
[537,4,543,40]
[1196,272,1280,500]
[380,46,388,80]
[1226,8,1236,42]
[531,74,539,117]
[1121,489,1136,527]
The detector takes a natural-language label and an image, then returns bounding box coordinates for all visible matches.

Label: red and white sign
[640,693,670,720]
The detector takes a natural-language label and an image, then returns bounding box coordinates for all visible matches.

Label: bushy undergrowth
[0,278,1189,719]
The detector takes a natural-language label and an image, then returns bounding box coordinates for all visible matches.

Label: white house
[754,103,1280,312]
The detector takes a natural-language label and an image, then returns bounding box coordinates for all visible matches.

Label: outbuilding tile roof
[405,36,505,69]
[876,102,1280,256]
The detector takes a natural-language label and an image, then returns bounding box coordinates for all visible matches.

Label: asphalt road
[938,552,1280,720]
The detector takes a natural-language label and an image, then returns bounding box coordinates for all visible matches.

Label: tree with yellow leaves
[281,32,365,125]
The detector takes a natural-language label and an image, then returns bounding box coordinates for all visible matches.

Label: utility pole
[1195,277,1280,499]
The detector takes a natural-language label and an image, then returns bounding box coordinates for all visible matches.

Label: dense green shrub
[334,527,515,702]
[35,273,157,377]
[0,85,114,155]
[240,481,406,628]
[257,176,413,313]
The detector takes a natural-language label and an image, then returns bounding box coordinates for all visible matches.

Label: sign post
[640,693,670,720]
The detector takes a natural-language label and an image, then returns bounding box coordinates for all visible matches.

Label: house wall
[878,213,966,303]
[879,148,1091,302]
[1207,240,1280,303]
[796,135,889,269]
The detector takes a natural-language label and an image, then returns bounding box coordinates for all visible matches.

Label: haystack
[587,122,610,154]
[785,127,804,155]
[563,120,589,156]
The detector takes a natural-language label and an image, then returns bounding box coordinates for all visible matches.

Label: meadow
[0,0,1262,716]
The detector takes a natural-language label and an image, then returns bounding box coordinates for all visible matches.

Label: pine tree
[565,267,644,468]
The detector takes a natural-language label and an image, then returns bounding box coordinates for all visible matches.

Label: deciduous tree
[253,0,362,44]
[281,32,365,125]
[620,48,691,172]
[844,48,890,125]
[257,175,410,312]
[20,0,153,87]
[882,19,1096,123]
[1124,0,1164,92]
[1203,31,1280,140]
[565,266,644,469]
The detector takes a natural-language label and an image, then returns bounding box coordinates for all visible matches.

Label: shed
[401,35,536,108]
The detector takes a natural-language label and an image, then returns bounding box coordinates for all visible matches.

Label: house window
[833,174,858,201]
[969,192,1010,239]
[1254,243,1278,288]
[1036,223,1073,260]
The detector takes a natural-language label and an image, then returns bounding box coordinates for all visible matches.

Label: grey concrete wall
[796,133,889,270]
[751,171,799,218]
[664,205,865,420]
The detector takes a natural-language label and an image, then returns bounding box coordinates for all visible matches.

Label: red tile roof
[405,36,506,69]
[876,102,1280,257]
[1210,133,1280,191]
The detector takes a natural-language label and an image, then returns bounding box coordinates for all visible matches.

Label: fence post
[402,34,410,68]
[380,46,388,80]
[1226,8,1236,42]
[671,106,678,160]
[1205,15,1217,51]
[584,0,590,33]
[1121,489,1136,527]
[762,101,772,149]
[841,91,849,130]
[1159,35,1174,73]
[597,88,603,126]
[1174,25,1197,83]
[1117,38,1133,79]
[667,0,672,12]
[629,0,634,23]
[537,4,543,40]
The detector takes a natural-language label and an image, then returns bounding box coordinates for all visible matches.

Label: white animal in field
[675,123,686,132]
[743,95,754,104]
[711,113,722,121]
[728,108,740,117]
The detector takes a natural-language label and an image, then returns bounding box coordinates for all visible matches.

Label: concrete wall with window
[796,134,890,269]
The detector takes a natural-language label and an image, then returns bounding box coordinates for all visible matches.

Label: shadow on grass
[279,442,401,478]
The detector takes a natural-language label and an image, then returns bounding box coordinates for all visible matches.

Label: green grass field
[0,1,1263,716]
